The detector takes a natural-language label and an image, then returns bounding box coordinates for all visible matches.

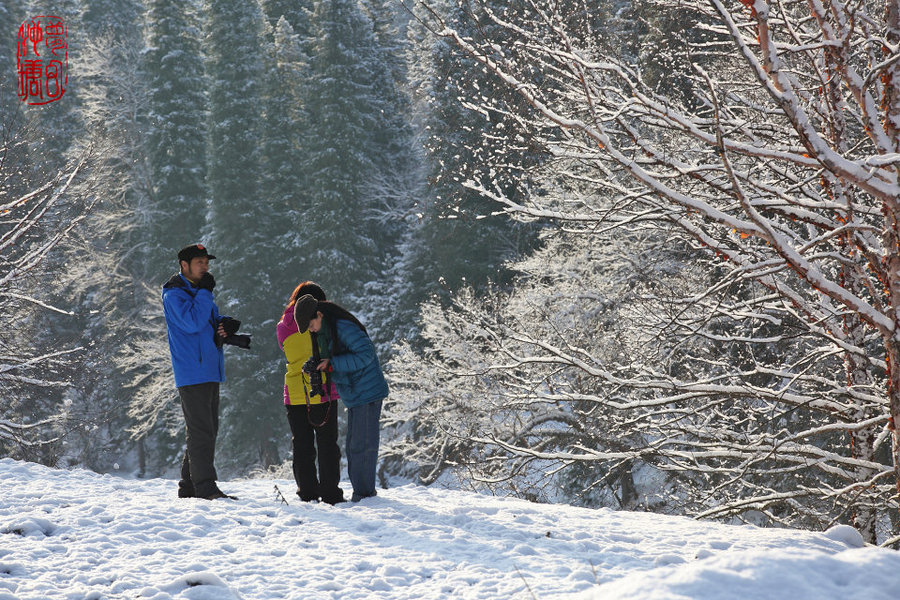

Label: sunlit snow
[0,458,896,599]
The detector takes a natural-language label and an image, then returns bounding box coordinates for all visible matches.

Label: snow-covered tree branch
[0,119,93,461]
[386,0,900,544]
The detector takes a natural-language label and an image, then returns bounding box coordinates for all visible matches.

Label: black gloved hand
[219,317,241,336]
[214,317,250,350]
[197,272,216,291]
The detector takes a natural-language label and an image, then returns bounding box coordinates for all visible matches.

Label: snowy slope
[0,458,896,599]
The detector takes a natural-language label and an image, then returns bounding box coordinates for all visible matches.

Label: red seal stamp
[16,16,68,105]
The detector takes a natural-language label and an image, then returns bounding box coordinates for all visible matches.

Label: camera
[302,357,326,398]
[223,334,251,349]
[214,317,252,350]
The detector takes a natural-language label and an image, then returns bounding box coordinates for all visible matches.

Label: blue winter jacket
[162,273,225,387]
[326,318,389,409]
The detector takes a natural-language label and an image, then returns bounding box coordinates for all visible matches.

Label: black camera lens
[224,334,251,349]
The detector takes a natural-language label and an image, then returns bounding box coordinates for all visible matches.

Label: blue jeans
[346,399,382,501]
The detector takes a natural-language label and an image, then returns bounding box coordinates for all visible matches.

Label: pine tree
[204,0,283,471]
[145,0,209,252]
[111,0,214,476]
[348,0,421,344]
[258,0,313,39]
[256,14,317,305]
[401,0,541,311]
[204,0,264,217]
[7,0,160,474]
[260,17,306,235]
[299,0,394,300]
[80,0,142,38]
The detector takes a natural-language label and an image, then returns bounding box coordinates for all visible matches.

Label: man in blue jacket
[162,243,234,500]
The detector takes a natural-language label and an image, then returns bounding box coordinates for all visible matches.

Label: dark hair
[317,301,367,355]
[318,301,367,335]
[286,281,326,311]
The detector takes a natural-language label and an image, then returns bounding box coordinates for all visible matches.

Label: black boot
[178,480,195,498]
[201,487,237,500]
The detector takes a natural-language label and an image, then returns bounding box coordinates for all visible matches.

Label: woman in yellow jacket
[276,281,344,504]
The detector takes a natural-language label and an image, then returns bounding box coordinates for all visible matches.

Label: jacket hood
[281,305,297,329]
[276,305,299,348]
[163,273,190,290]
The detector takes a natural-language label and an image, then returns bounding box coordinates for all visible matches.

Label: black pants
[179,382,220,497]
[286,401,343,504]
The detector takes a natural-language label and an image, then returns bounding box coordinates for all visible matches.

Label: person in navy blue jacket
[294,295,389,502]
[162,243,235,501]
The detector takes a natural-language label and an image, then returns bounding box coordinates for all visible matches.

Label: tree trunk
[845,312,877,543]
[881,0,900,539]
[137,438,146,479]
[886,338,900,506]
[885,0,900,153]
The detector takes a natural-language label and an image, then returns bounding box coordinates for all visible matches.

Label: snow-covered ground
[0,458,896,600]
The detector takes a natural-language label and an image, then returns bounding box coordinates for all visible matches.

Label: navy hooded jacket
[162,273,225,387]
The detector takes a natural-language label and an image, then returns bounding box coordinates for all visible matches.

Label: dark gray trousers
[179,382,220,497]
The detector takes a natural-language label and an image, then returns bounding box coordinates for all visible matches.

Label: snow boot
[202,488,237,500]
[177,481,195,498]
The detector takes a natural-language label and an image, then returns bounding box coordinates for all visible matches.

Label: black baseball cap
[177,243,217,262]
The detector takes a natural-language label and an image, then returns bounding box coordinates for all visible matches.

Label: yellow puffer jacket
[277,306,336,406]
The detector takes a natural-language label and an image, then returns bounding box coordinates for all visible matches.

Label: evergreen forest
[2,0,539,476]
[4,0,900,546]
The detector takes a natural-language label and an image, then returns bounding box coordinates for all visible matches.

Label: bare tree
[59,29,177,475]
[0,118,93,461]
[393,0,900,543]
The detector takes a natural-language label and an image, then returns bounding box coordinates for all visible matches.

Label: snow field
[0,458,896,599]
